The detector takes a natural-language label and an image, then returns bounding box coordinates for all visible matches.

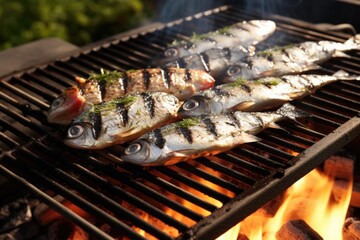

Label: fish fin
[332,70,349,77]
[332,70,360,81]
[258,63,321,78]
[332,51,352,58]
[231,101,257,111]
[75,76,86,84]
[238,132,262,144]
[268,122,290,134]
[276,103,311,121]
[161,150,195,165]
[344,34,360,50]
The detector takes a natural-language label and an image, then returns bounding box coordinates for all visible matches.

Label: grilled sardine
[153,20,276,65]
[121,103,307,166]
[64,92,180,149]
[163,46,255,79]
[221,34,360,82]
[178,70,360,118]
[48,68,214,124]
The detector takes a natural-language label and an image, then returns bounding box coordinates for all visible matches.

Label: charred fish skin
[164,46,255,78]
[47,68,214,125]
[64,92,180,150]
[222,34,360,82]
[80,68,215,102]
[121,103,308,166]
[178,70,360,118]
[152,20,276,65]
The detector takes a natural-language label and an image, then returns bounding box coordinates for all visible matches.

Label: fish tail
[275,103,310,121]
[344,34,360,50]
[332,70,360,81]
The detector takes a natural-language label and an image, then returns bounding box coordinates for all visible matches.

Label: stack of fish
[47,19,360,166]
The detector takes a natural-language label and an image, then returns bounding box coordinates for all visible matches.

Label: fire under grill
[1,4,360,240]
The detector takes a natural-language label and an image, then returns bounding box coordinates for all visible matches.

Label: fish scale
[178,71,360,118]
[64,92,180,149]
[121,103,308,166]
[47,67,215,125]
[222,34,360,82]
[152,20,276,66]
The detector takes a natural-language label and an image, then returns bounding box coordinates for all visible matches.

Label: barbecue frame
[1,5,360,240]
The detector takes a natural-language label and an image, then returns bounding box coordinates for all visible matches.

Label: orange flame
[240,168,353,240]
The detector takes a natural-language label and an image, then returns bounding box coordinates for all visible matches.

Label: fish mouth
[47,88,85,125]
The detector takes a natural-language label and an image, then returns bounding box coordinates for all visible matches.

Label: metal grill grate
[1,5,360,240]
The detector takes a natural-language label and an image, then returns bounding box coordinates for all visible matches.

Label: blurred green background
[0,0,155,51]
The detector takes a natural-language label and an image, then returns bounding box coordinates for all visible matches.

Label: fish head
[47,87,85,125]
[250,20,277,38]
[222,64,251,83]
[121,139,164,165]
[122,139,193,166]
[193,70,216,91]
[177,95,211,118]
[152,46,186,65]
[64,123,97,149]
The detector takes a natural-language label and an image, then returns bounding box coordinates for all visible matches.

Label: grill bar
[1,4,360,240]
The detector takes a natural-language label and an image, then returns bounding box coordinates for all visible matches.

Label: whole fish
[47,68,215,125]
[163,45,255,79]
[121,103,307,166]
[64,92,180,149]
[221,34,360,82]
[153,20,276,65]
[178,70,360,118]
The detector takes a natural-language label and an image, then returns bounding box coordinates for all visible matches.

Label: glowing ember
[239,168,353,240]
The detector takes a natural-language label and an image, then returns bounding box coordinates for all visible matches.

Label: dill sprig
[255,78,281,86]
[224,77,249,88]
[88,68,125,84]
[163,117,200,134]
[85,95,137,117]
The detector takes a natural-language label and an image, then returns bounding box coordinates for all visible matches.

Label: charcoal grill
[1,4,360,240]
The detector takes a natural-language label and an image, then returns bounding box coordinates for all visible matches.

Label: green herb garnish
[224,77,249,88]
[88,68,124,84]
[255,78,281,86]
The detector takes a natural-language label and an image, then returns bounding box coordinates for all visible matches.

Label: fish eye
[182,99,200,111]
[164,48,179,58]
[125,142,142,155]
[226,65,241,76]
[51,96,65,109]
[67,124,84,139]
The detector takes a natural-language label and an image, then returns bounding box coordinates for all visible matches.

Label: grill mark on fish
[153,128,166,149]
[280,76,296,88]
[226,112,241,128]
[241,83,252,93]
[301,75,315,89]
[201,115,218,137]
[116,103,128,126]
[161,68,171,88]
[174,58,187,69]
[199,53,210,72]
[143,69,151,89]
[88,112,102,139]
[213,87,229,97]
[185,68,192,82]
[178,127,193,144]
[120,74,128,94]
[281,48,291,59]
[141,92,155,117]
[98,80,107,101]
[223,47,232,60]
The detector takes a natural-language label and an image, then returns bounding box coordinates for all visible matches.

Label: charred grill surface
[1,5,360,240]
